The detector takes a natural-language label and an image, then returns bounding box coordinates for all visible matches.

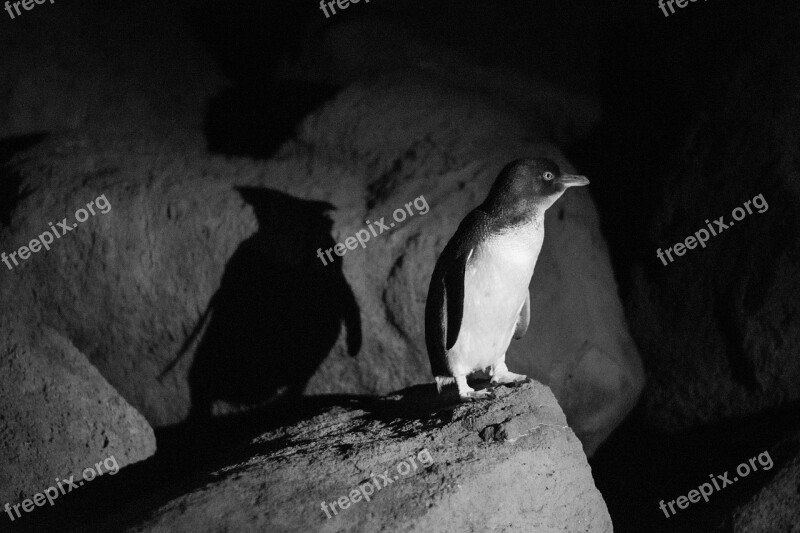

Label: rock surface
[626,26,800,432]
[287,14,602,147]
[0,310,156,506]
[87,381,612,532]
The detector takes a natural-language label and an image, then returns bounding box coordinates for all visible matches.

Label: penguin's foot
[490,371,530,387]
[455,375,495,401]
[459,389,496,402]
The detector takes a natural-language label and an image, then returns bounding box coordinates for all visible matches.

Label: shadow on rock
[0,132,47,227]
[165,187,362,423]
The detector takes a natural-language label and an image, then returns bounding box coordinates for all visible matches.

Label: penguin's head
[482,158,589,217]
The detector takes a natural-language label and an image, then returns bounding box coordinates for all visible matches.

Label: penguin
[425,158,589,400]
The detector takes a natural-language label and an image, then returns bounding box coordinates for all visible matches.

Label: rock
[733,431,800,532]
[287,15,602,146]
[626,26,800,432]
[0,68,642,456]
[97,381,613,532]
[0,310,156,506]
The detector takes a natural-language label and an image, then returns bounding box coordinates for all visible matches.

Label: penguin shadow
[174,187,362,425]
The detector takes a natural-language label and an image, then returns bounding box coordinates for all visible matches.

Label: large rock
[0,69,642,455]
[0,310,156,506]
[89,381,612,532]
[627,25,800,432]
[287,15,602,146]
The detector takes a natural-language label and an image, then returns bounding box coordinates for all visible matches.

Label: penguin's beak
[557,174,590,187]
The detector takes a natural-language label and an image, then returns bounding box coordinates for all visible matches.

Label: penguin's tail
[434,376,455,394]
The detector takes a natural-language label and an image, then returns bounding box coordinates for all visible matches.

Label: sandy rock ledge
[106,381,611,532]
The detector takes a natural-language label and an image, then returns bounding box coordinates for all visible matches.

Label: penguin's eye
[543,172,555,181]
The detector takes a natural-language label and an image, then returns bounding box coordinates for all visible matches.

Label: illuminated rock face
[0,311,156,507]
[104,381,613,533]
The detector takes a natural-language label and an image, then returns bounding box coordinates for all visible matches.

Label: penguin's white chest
[447,220,544,373]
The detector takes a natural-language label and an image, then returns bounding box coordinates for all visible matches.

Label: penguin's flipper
[425,245,473,370]
[425,271,449,375]
[443,247,473,350]
[513,291,531,339]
